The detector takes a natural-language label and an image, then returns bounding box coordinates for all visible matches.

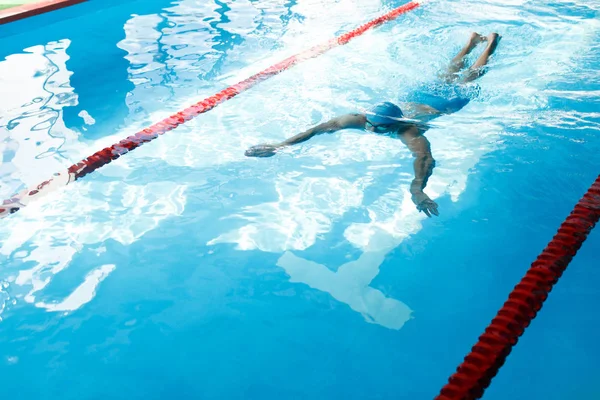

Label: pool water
[1,0,599,399]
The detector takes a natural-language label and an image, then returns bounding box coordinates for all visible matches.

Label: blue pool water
[1,0,599,398]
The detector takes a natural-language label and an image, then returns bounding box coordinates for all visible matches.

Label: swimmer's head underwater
[365,101,404,132]
[365,101,431,133]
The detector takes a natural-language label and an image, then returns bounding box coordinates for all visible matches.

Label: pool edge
[0,0,86,25]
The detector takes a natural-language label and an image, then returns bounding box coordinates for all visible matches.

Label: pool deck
[0,0,85,24]
[0,0,42,11]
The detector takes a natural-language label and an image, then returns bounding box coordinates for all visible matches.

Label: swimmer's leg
[440,32,486,83]
[462,32,501,83]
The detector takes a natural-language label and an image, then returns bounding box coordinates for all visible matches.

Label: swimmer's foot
[462,32,502,82]
[469,32,487,47]
[486,32,501,53]
[443,32,488,82]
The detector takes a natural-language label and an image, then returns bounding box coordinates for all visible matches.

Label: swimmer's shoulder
[396,123,425,138]
[334,113,367,129]
[403,102,442,118]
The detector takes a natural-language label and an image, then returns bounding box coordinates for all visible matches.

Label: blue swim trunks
[405,82,480,114]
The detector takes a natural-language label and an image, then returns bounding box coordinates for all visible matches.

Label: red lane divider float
[0,0,421,219]
[437,174,600,400]
[0,0,86,25]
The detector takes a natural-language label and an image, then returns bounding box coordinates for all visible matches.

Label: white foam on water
[207,0,600,329]
[0,0,598,328]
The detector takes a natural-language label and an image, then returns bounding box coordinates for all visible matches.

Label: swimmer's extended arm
[400,128,439,217]
[245,114,366,157]
[280,114,365,146]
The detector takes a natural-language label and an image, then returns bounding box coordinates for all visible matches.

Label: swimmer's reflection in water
[246,32,501,218]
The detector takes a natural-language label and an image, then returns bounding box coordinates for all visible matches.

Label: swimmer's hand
[412,191,439,218]
[245,144,281,158]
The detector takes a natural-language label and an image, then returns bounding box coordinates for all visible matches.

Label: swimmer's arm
[245,114,365,157]
[400,129,439,217]
[278,114,366,147]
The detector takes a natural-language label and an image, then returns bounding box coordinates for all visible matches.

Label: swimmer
[245,32,501,217]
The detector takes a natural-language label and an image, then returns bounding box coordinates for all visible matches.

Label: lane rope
[436,174,600,400]
[0,1,421,219]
